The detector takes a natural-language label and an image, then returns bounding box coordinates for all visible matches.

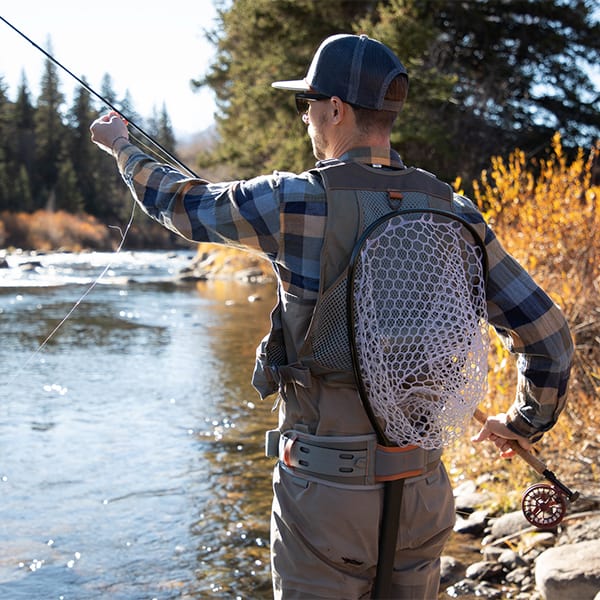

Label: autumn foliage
[447,133,600,506]
[473,133,599,421]
[0,209,184,251]
[0,210,112,251]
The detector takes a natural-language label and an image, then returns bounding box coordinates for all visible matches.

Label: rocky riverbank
[441,479,600,599]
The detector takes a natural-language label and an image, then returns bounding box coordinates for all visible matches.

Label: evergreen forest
[0,0,598,250]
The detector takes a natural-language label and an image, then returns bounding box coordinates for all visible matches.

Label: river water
[0,250,278,599]
[0,249,481,600]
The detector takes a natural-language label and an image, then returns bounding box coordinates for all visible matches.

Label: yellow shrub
[449,133,600,507]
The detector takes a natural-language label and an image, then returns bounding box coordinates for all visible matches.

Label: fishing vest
[252,160,460,400]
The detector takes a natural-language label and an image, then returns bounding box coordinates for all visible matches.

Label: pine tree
[0,76,12,210]
[147,103,177,156]
[119,90,142,129]
[55,155,84,212]
[366,0,600,182]
[34,40,67,210]
[66,80,101,214]
[0,73,36,211]
[197,0,600,184]
[0,149,9,211]
[100,73,118,107]
[14,72,36,181]
[14,164,33,212]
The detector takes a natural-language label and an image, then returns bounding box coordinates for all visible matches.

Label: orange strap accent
[387,190,403,200]
[374,444,426,482]
[282,434,297,468]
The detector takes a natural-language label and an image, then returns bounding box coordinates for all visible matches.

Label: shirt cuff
[506,405,544,443]
[115,142,139,173]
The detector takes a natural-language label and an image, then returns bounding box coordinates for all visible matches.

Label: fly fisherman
[90,34,573,600]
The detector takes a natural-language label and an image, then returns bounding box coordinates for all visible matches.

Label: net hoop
[348,208,489,448]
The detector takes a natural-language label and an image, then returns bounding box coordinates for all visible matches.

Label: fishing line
[0,14,199,178]
[2,199,138,391]
[0,14,200,386]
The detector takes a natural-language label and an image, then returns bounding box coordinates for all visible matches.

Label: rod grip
[472,408,547,474]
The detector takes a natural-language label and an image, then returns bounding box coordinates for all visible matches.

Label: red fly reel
[473,408,580,530]
[521,483,568,529]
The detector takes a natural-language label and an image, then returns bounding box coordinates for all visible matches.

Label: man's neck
[326,134,391,160]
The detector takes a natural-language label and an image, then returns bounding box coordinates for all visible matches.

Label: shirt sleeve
[453,194,574,442]
[115,143,281,258]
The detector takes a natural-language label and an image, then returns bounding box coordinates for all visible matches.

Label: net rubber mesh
[351,212,489,449]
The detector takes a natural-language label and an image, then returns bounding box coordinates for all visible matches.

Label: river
[0,249,481,599]
[1,250,277,599]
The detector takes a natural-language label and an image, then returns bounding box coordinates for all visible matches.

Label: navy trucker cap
[272,34,408,111]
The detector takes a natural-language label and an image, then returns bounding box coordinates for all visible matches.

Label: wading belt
[265,429,442,486]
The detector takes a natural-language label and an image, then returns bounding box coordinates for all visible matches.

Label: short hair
[351,74,409,134]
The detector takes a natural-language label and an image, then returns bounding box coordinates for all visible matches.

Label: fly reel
[474,409,580,529]
[521,483,568,529]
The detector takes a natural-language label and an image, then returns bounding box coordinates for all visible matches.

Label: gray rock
[505,565,531,585]
[454,509,489,535]
[521,531,557,555]
[465,560,505,582]
[482,544,504,562]
[445,578,477,597]
[488,510,531,540]
[559,514,600,545]
[453,480,478,496]
[498,548,526,569]
[454,479,491,513]
[448,578,499,598]
[440,555,464,584]
[535,539,600,600]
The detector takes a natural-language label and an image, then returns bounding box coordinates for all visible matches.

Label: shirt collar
[316,146,405,170]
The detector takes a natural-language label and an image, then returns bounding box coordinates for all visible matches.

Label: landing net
[349,211,489,449]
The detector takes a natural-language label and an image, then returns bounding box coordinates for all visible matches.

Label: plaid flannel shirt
[115,143,573,441]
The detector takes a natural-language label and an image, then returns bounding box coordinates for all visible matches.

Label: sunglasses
[295,92,331,115]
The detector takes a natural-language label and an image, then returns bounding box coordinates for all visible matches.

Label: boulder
[535,539,600,600]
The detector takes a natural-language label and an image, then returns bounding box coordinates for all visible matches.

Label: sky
[0,1,219,140]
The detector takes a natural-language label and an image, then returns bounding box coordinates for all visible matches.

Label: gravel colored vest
[252,160,455,403]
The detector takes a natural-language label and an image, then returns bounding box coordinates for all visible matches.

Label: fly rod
[0,14,198,177]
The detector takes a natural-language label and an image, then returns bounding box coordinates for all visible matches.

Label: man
[90,33,573,599]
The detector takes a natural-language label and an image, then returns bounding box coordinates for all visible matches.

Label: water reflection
[190,279,276,598]
[0,258,278,599]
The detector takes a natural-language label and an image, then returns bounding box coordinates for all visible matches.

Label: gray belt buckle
[265,429,281,458]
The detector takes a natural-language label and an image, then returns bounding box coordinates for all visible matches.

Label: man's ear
[330,96,346,124]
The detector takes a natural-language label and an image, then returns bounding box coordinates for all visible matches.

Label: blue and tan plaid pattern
[116,144,573,441]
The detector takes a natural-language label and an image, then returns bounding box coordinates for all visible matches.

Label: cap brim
[271,79,310,92]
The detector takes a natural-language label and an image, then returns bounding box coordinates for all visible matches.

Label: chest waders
[258,160,488,598]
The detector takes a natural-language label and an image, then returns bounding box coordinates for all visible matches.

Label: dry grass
[0,210,113,251]
[0,209,187,251]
